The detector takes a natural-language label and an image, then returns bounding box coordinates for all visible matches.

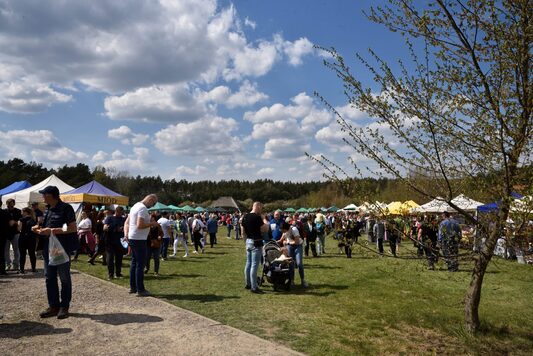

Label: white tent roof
[1,174,75,209]
[341,203,358,211]
[412,194,484,214]
[411,197,449,213]
[449,194,484,212]
[511,195,532,214]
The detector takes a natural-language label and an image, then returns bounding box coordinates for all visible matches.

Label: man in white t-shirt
[124,194,158,296]
[157,211,172,260]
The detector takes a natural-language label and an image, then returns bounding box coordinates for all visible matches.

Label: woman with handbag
[145,214,163,276]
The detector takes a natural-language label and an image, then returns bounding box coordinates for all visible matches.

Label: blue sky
[0,0,407,181]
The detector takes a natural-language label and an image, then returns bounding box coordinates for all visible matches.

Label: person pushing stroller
[278,222,308,288]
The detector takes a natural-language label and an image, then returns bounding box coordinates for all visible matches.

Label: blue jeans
[160,238,170,259]
[129,240,147,292]
[288,244,305,282]
[43,248,72,308]
[244,239,262,290]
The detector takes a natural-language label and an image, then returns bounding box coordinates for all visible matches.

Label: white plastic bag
[48,232,69,266]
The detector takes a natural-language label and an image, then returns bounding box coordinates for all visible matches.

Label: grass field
[74,233,533,355]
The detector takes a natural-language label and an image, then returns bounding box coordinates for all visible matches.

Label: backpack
[193,219,202,232]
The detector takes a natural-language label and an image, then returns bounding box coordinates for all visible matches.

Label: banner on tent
[61,193,129,206]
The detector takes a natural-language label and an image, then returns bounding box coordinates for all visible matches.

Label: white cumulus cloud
[0,80,72,114]
[0,129,87,164]
[107,125,149,145]
[154,115,242,156]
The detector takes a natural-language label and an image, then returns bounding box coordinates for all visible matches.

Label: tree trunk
[464,204,509,333]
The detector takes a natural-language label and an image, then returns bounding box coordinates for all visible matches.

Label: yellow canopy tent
[61,181,129,206]
[384,201,403,215]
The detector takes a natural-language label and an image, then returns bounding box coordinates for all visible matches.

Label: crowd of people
[0,186,467,320]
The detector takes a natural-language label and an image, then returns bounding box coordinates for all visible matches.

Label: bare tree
[316,0,532,332]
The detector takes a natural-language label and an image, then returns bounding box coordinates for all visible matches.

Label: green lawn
[74,233,533,355]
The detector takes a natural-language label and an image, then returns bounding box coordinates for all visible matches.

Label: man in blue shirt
[438,212,462,272]
[269,210,283,241]
[206,214,218,248]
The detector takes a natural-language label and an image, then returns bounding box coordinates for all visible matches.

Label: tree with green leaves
[316,0,531,332]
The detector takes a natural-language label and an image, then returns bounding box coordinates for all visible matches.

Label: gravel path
[0,262,300,356]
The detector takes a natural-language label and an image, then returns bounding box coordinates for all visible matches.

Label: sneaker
[193,251,198,254]
[182,254,189,258]
[250,288,264,294]
[144,269,149,274]
[245,285,251,290]
[107,275,112,281]
[201,248,204,254]
[19,270,25,274]
[170,254,176,257]
[137,290,150,297]
[128,289,137,294]
[302,280,309,288]
[40,307,59,318]
[116,274,123,278]
[154,273,159,277]
[57,307,69,319]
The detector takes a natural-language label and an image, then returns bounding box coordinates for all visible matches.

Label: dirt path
[0,262,300,356]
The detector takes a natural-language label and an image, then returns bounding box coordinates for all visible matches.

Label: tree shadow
[70,312,163,325]
[0,320,72,339]
[155,293,240,303]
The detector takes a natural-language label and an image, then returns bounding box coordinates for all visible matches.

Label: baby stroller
[260,241,293,291]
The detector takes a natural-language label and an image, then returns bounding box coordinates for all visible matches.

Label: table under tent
[1,175,74,209]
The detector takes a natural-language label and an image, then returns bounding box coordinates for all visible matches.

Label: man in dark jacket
[32,186,79,319]
[0,199,10,275]
[104,206,126,280]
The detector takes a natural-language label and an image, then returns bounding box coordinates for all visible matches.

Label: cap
[39,186,60,196]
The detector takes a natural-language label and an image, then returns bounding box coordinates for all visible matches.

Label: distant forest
[1,158,530,210]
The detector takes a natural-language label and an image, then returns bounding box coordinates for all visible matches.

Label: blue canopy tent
[477,192,523,213]
[0,181,31,196]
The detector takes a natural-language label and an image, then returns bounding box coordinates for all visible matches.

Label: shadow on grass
[204,250,228,255]
[305,264,342,270]
[145,273,204,280]
[154,293,240,303]
[267,283,349,297]
[70,312,163,325]
[0,320,72,339]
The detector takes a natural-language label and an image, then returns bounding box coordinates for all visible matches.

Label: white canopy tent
[341,203,358,211]
[1,174,75,209]
[412,195,484,214]
[511,195,532,214]
[449,194,484,212]
[411,197,449,214]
